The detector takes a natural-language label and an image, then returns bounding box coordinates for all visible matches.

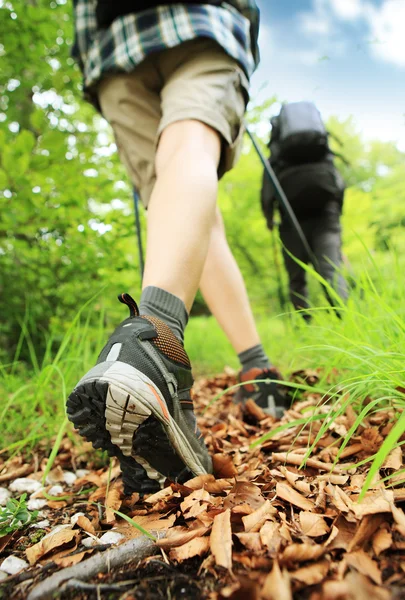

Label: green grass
[1,249,404,497]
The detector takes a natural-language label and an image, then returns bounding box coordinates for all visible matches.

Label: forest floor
[0,371,404,600]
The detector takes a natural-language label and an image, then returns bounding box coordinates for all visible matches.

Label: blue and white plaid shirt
[72,1,260,104]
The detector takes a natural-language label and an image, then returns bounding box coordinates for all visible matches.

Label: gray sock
[238,344,271,373]
[139,286,188,344]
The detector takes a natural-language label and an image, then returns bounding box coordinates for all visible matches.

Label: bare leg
[143,120,221,312]
[199,208,261,354]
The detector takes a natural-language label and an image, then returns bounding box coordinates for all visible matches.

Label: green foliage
[0,493,38,537]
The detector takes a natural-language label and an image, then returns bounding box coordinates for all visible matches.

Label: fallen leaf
[390,501,405,537]
[261,560,292,600]
[291,559,329,585]
[260,521,283,555]
[210,509,232,571]
[212,454,238,478]
[105,486,121,524]
[242,500,276,532]
[224,481,266,511]
[169,536,210,562]
[299,512,329,538]
[185,474,231,493]
[276,482,315,511]
[346,549,382,585]
[26,527,78,565]
[157,526,207,549]
[236,532,262,552]
[321,570,390,600]
[347,514,385,551]
[115,514,176,540]
[281,543,324,563]
[361,428,383,453]
[382,446,402,470]
[76,516,96,536]
[372,526,392,556]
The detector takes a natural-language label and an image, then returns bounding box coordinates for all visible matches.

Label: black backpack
[270,101,330,165]
[266,102,345,217]
[97,0,238,28]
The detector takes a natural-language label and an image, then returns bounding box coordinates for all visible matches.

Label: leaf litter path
[1,370,405,599]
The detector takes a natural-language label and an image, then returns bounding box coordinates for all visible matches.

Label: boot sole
[66,361,208,490]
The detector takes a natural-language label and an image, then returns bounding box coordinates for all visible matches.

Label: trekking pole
[133,189,145,277]
[245,125,342,314]
[270,226,287,309]
[245,125,319,269]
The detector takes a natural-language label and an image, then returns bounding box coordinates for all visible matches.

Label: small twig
[271,451,344,473]
[0,464,34,482]
[27,535,160,600]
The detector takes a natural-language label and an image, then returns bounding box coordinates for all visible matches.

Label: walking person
[261,101,349,319]
[67,0,289,495]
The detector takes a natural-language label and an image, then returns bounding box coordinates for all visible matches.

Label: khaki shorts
[98,38,249,207]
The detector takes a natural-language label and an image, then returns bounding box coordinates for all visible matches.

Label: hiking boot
[66,293,212,495]
[234,366,290,419]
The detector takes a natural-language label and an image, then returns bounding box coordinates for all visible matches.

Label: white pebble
[63,471,77,486]
[31,519,50,529]
[82,536,99,548]
[9,479,42,494]
[98,531,124,545]
[0,488,11,506]
[47,485,64,496]
[27,498,47,511]
[70,512,86,526]
[0,571,8,581]
[0,556,29,575]
[76,469,89,478]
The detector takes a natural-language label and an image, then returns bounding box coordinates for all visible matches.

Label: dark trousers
[280,214,348,313]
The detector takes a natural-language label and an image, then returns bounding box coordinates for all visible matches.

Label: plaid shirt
[72,1,260,103]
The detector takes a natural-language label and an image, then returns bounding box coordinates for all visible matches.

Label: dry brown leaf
[157,526,207,549]
[169,536,210,562]
[372,526,392,556]
[219,579,260,600]
[281,542,324,563]
[235,532,262,552]
[361,427,383,453]
[242,500,276,533]
[53,550,92,567]
[105,486,122,524]
[26,527,78,565]
[347,514,385,551]
[299,512,329,537]
[224,481,266,511]
[75,473,103,488]
[350,490,394,518]
[321,571,390,600]
[260,521,282,555]
[144,486,174,504]
[212,454,238,478]
[47,500,68,509]
[210,509,232,571]
[276,482,315,511]
[382,446,402,470]
[261,560,292,600]
[346,549,382,585]
[115,514,176,540]
[76,515,96,536]
[291,558,329,585]
[185,474,231,493]
[390,501,405,537]
[244,398,268,421]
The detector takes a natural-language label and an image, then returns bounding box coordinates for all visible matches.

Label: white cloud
[330,0,365,20]
[367,0,405,68]
[299,0,405,69]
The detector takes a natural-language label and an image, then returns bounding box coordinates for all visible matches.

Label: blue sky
[252,0,405,149]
